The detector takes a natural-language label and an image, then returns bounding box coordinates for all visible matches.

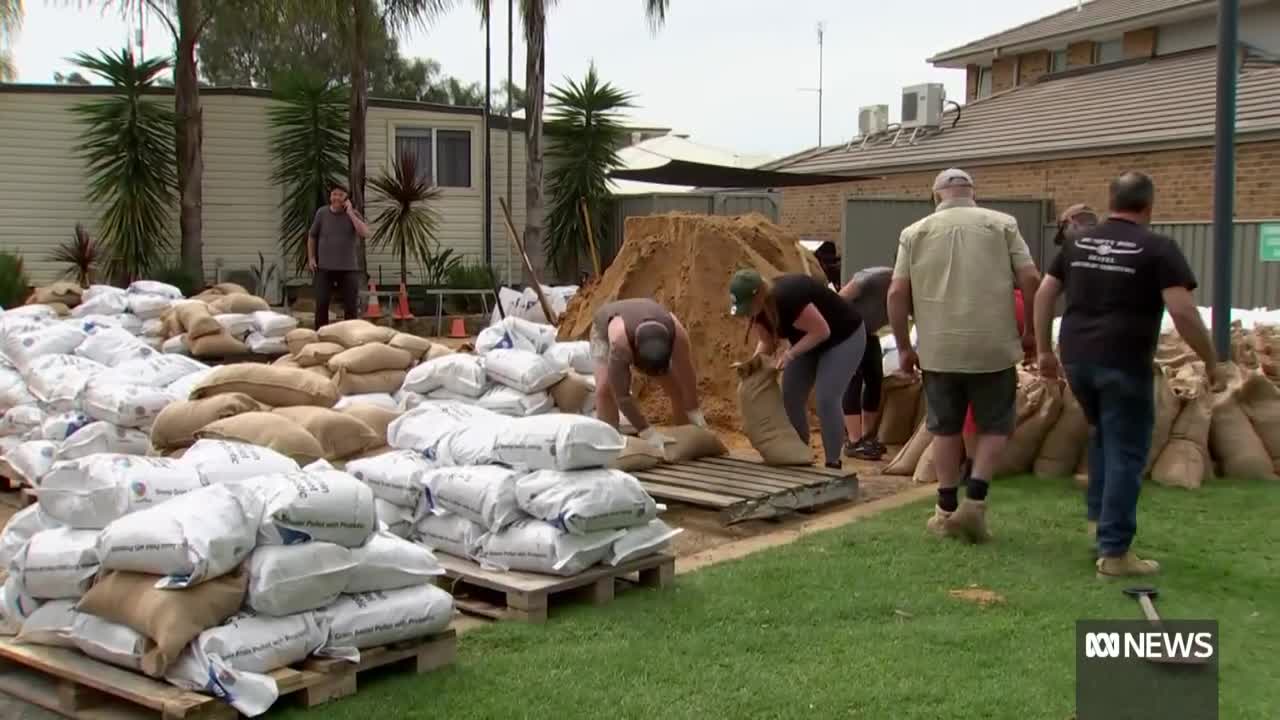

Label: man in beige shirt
[888,168,1041,543]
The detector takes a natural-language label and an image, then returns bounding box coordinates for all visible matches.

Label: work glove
[687,410,707,429]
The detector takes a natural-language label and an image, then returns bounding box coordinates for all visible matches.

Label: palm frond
[368,151,443,284]
[69,48,177,282]
[47,223,103,286]
[382,0,453,35]
[543,63,633,276]
[268,73,349,272]
[643,0,669,32]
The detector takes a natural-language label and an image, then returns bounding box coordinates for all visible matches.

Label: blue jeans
[1065,363,1154,558]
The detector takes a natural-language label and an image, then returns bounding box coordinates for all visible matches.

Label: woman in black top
[729,270,867,468]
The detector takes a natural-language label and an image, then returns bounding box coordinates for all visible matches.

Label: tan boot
[1096,552,1160,580]
[926,506,959,539]
[950,500,992,544]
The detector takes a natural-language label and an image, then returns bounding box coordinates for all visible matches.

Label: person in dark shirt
[308,184,371,329]
[837,266,892,459]
[730,270,866,469]
[1034,172,1219,580]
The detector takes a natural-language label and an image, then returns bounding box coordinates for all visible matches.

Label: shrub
[150,264,202,298]
[0,252,30,308]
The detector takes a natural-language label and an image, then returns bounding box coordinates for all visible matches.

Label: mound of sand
[558,213,828,430]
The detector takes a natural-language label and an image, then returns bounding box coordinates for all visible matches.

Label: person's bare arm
[346,205,371,238]
[887,277,912,352]
[1015,263,1041,345]
[837,276,861,302]
[670,315,700,416]
[786,304,831,358]
[1164,286,1217,376]
[605,318,649,432]
[1033,275,1061,357]
[752,321,777,357]
[307,234,318,272]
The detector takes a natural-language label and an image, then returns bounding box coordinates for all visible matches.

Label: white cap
[932,168,974,191]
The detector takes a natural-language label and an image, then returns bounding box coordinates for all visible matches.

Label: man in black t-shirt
[1033,172,1219,580]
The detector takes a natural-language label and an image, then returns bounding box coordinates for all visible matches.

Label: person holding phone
[308,183,371,329]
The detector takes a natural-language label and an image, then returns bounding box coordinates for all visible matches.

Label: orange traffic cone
[363,281,382,319]
[448,317,468,339]
[392,282,413,320]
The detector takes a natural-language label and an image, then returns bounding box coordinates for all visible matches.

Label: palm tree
[368,151,443,287]
[268,73,350,273]
[69,49,177,282]
[544,64,632,276]
[0,0,21,82]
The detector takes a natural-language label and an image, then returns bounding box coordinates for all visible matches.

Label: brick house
[770,0,1280,245]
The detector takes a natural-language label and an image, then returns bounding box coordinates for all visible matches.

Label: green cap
[728,269,763,317]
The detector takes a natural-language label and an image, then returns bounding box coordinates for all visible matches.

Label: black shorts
[922,367,1017,436]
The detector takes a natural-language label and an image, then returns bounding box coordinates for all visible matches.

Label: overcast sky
[12,0,1071,158]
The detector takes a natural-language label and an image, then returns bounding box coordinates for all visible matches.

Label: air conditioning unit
[858,105,889,136]
[899,83,946,129]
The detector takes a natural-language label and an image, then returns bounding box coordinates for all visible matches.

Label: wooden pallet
[437,553,674,623]
[632,454,859,524]
[0,630,456,720]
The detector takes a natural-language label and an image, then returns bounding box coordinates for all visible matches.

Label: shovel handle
[1137,595,1161,623]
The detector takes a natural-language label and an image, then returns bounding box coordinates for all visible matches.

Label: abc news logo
[1084,630,1215,660]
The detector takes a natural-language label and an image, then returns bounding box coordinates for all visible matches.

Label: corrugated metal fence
[605,192,780,265]
[1041,221,1280,309]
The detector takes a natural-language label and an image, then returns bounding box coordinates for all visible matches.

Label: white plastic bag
[544,341,595,375]
[476,520,621,576]
[71,292,129,318]
[333,393,398,412]
[484,316,558,352]
[420,465,523,532]
[247,543,355,616]
[386,401,500,456]
[412,512,485,560]
[15,600,79,647]
[59,422,150,460]
[375,498,415,538]
[492,414,625,471]
[476,385,553,417]
[245,332,288,355]
[515,468,658,535]
[40,411,93,442]
[251,311,297,338]
[166,611,326,717]
[99,354,208,389]
[162,335,190,355]
[6,440,58,485]
[0,405,45,438]
[41,455,205,528]
[128,280,184,300]
[346,530,443,593]
[318,585,453,661]
[178,439,299,485]
[83,379,176,428]
[127,293,173,320]
[215,314,255,339]
[10,527,100,599]
[165,366,216,400]
[7,327,88,369]
[0,366,35,410]
[24,354,104,411]
[75,327,154,367]
[401,354,487,397]
[97,481,263,588]
[257,470,377,547]
[608,519,681,566]
[0,505,62,570]
[73,613,151,671]
[0,575,40,635]
[475,323,537,354]
[345,450,432,509]
[484,348,565,394]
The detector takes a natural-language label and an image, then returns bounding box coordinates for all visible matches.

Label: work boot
[949,500,992,544]
[847,437,886,461]
[1096,552,1160,580]
[926,506,960,539]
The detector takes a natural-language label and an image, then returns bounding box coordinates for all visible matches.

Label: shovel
[1122,586,1210,666]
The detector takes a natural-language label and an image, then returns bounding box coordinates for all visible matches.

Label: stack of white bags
[0,438,454,717]
[380,400,680,576]
[490,285,578,327]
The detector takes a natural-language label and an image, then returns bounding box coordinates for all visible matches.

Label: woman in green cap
[729,269,866,469]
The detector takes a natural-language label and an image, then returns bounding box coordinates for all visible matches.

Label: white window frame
[387,118,479,195]
[977,66,993,98]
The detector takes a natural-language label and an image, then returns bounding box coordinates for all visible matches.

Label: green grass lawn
[278,478,1280,720]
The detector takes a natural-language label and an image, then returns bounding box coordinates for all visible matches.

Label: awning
[608,159,876,189]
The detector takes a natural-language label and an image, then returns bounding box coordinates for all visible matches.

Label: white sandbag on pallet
[420,465,523,532]
[165,366,217,400]
[317,585,454,661]
[24,354,105,411]
[40,411,92,442]
[10,527,100,599]
[0,575,40,635]
[16,600,79,647]
[257,470,377,547]
[346,530,443,593]
[491,414,625,471]
[476,385,553,417]
[141,318,166,337]
[72,613,152,672]
[543,341,594,375]
[126,293,173,320]
[0,505,62,569]
[251,311,298,338]
[476,519,621,576]
[41,455,206,528]
[83,379,176,428]
[59,422,150,460]
[386,401,500,455]
[247,543,355,616]
[97,481,264,588]
[246,332,288,355]
[483,348,565,394]
[402,354,487,397]
[412,512,485,560]
[375,499,415,539]
[515,468,658,535]
[71,293,128,318]
[345,450,433,509]
[479,315,559,353]
[99,354,208,389]
[128,280,183,300]
[214,314,255,339]
[6,440,57,485]
[0,405,44,438]
[162,335,190,355]
[166,610,327,717]
[76,327,154,367]
[178,439,299,486]
[607,519,682,566]
[0,366,35,410]
[334,393,398,412]
[3,324,87,372]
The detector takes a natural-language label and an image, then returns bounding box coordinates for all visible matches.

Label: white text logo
[1085,632,1215,660]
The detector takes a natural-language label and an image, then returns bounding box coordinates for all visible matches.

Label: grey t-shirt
[850,266,892,333]
[310,207,360,271]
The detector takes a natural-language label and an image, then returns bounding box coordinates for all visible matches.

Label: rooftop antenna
[799,21,826,146]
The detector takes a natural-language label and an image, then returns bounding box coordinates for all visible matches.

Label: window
[977,66,993,98]
[392,127,473,188]
[1095,39,1124,64]
[1051,49,1069,73]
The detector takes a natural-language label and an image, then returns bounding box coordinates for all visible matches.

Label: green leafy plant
[47,223,103,287]
[444,261,495,313]
[0,251,29,308]
[69,48,178,283]
[368,151,443,286]
[543,63,633,276]
[420,247,462,287]
[268,73,350,273]
[151,264,202,298]
[251,251,279,300]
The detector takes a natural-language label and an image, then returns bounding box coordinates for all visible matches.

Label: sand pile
[558,213,828,429]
